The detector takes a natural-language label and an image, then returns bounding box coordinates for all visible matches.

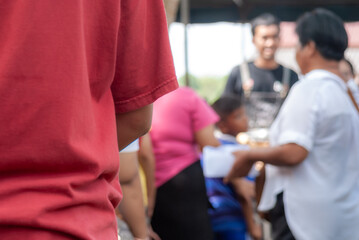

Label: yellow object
[139,166,148,206]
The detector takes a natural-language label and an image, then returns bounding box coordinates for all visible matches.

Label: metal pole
[181,0,190,86]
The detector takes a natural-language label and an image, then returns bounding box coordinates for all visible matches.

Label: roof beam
[245,0,359,6]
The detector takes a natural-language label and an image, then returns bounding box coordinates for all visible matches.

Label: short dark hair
[251,13,280,36]
[295,8,348,61]
[212,95,243,120]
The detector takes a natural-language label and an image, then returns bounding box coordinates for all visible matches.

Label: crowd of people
[114,9,359,240]
[1,1,359,240]
[116,8,359,240]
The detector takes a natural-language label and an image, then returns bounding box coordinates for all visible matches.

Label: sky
[168,22,257,78]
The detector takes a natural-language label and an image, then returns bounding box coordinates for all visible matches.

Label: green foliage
[178,74,228,104]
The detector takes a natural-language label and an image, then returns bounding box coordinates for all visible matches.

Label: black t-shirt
[223,62,299,96]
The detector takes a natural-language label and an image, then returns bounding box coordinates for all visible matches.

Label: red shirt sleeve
[111,0,178,113]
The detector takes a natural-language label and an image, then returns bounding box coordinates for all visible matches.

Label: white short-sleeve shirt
[120,139,139,153]
[259,70,359,240]
[348,79,359,105]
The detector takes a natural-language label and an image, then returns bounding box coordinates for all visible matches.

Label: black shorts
[151,161,214,240]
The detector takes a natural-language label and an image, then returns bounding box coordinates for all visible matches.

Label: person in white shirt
[225,8,359,240]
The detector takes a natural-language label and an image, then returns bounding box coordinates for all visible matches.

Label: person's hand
[249,223,262,240]
[224,150,253,183]
[148,225,161,240]
[133,225,161,240]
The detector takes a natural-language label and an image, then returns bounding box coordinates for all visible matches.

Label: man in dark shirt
[223,13,298,97]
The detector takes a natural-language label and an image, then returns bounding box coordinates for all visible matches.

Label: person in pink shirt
[150,87,220,240]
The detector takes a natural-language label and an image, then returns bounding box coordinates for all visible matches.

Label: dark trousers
[151,161,214,240]
[268,192,296,240]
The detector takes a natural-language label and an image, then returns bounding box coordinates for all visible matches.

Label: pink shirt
[151,87,219,187]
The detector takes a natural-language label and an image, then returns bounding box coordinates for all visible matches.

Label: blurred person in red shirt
[0,1,177,239]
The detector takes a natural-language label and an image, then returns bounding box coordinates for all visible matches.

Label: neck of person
[304,57,342,79]
[254,57,279,70]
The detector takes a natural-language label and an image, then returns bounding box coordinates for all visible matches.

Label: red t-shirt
[0,1,177,239]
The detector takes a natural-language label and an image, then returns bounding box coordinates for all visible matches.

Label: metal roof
[177,0,359,22]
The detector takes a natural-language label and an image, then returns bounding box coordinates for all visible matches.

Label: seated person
[205,95,262,240]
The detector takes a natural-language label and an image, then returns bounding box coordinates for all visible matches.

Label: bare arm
[117,152,148,239]
[116,104,153,151]
[194,124,221,150]
[115,104,154,239]
[225,143,308,181]
[138,133,157,218]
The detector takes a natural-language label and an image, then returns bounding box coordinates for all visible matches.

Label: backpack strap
[347,88,359,114]
[281,66,291,97]
[240,62,252,96]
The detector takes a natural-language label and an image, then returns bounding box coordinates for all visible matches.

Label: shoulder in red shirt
[0,0,177,239]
